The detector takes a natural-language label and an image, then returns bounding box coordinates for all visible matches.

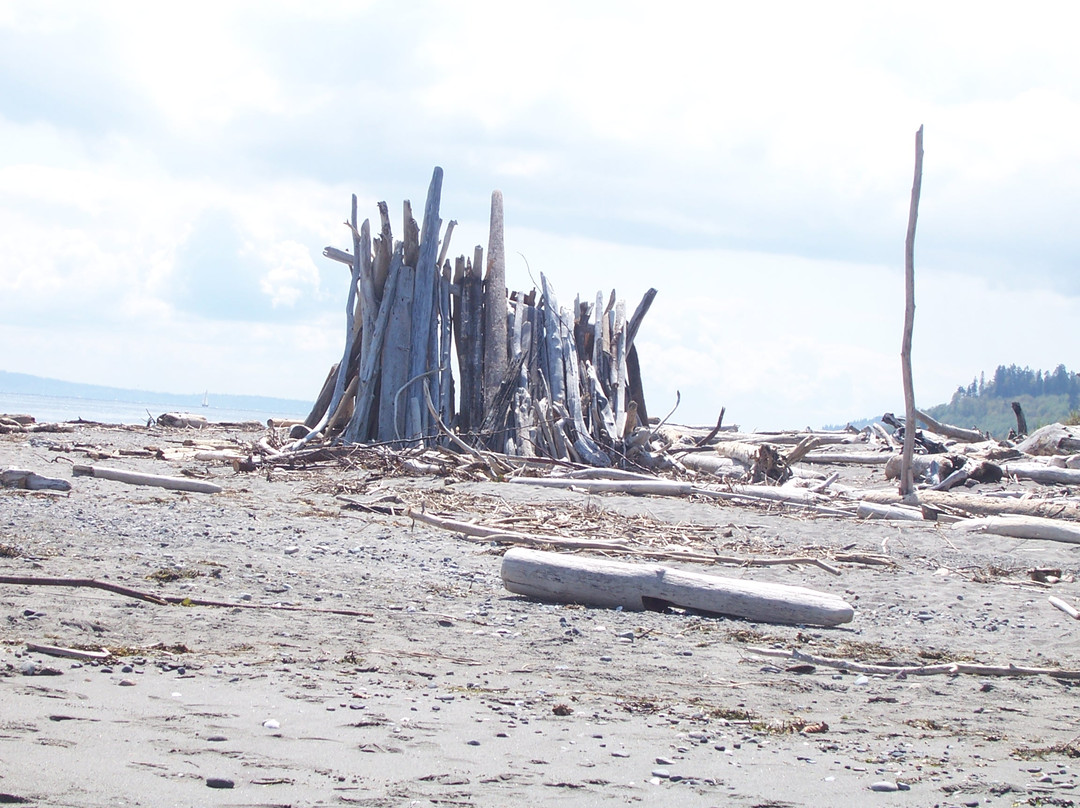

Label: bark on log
[500,548,854,627]
[71,465,222,494]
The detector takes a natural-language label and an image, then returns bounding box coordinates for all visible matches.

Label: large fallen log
[953,515,1080,544]
[500,548,854,626]
[71,465,222,494]
[1,469,72,492]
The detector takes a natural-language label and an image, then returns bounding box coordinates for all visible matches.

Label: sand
[2,421,1080,807]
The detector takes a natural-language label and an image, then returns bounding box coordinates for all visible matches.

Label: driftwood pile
[292,168,655,468]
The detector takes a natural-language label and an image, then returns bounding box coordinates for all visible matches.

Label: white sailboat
[201,390,209,408]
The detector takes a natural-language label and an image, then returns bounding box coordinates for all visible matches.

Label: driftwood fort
[294,167,657,467]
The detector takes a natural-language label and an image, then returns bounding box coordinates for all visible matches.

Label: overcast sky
[1,2,1078,429]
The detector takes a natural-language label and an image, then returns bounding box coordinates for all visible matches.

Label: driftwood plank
[501,548,854,627]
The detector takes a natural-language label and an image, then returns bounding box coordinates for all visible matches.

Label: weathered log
[304,363,338,428]
[914,409,985,443]
[953,515,1080,544]
[156,413,208,429]
[1004,463,1080,486]
[71,465,221,494]
[1017,423,1080,456]
[857,489,1080,521]
[1,469,72,492]
[500,548,854,627]
[802,451,892,465]
[899,125,924,496]
[856,501,924,521]
[482,190,508,420]
[377,264,416,442]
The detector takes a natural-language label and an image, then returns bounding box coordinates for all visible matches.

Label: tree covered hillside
[925,364,1080,438]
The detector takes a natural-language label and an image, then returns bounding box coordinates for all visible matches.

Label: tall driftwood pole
[899,125,924,497]
[483,190,508,431]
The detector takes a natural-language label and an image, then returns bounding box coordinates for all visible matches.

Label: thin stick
[899,125,924,497]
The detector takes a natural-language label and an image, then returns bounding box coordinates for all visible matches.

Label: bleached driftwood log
[1017,423,1080,456]
[857,489,1080,521]
[71,465,222,494]
[501,548,854,626]
[1,469,72,492]
[1004,463,1080,486]
[856,501,925,521]
[953,515,1080,544]
[800,451,892,465]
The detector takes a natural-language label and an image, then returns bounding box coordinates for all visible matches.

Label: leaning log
[500,548,854,626]
[914,409,985,443]
[1004,463,1080,486]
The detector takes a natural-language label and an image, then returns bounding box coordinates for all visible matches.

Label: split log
[914,409,985,443]
[71,465,222,494]
[500,548,854,626]
[953,515,1080,545]
[1,469,72,492]
[802,451,891,466]
[25,642,109,661]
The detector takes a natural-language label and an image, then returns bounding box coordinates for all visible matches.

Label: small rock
[466,739,481,746]
[118,679,136,687]
[262,719,280,729]
[284,546,299,555]
[655,757,674,766]
[870,781,899,792]
[651,768,671,779]
[205,777,234,789]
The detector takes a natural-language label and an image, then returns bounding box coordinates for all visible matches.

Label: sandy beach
[2,420,1080,807]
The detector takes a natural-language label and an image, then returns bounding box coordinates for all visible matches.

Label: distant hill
[926,364,1080,438]
[825,364,1080,437]
[0,370,311,415]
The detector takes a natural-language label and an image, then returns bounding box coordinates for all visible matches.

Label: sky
[1,1,1078,430]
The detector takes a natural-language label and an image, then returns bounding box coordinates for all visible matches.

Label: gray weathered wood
[501,548,854,627]
[483,191,508,421]
[377,263,415,442]
[899,125,924,497]
[72,464,222,494]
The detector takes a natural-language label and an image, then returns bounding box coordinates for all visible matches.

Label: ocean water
[0,391,309,427]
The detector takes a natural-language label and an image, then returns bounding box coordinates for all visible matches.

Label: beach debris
[1,468,72,491]
[409,507,842,573]
[500,548,855,627]
[71,464,222,494]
